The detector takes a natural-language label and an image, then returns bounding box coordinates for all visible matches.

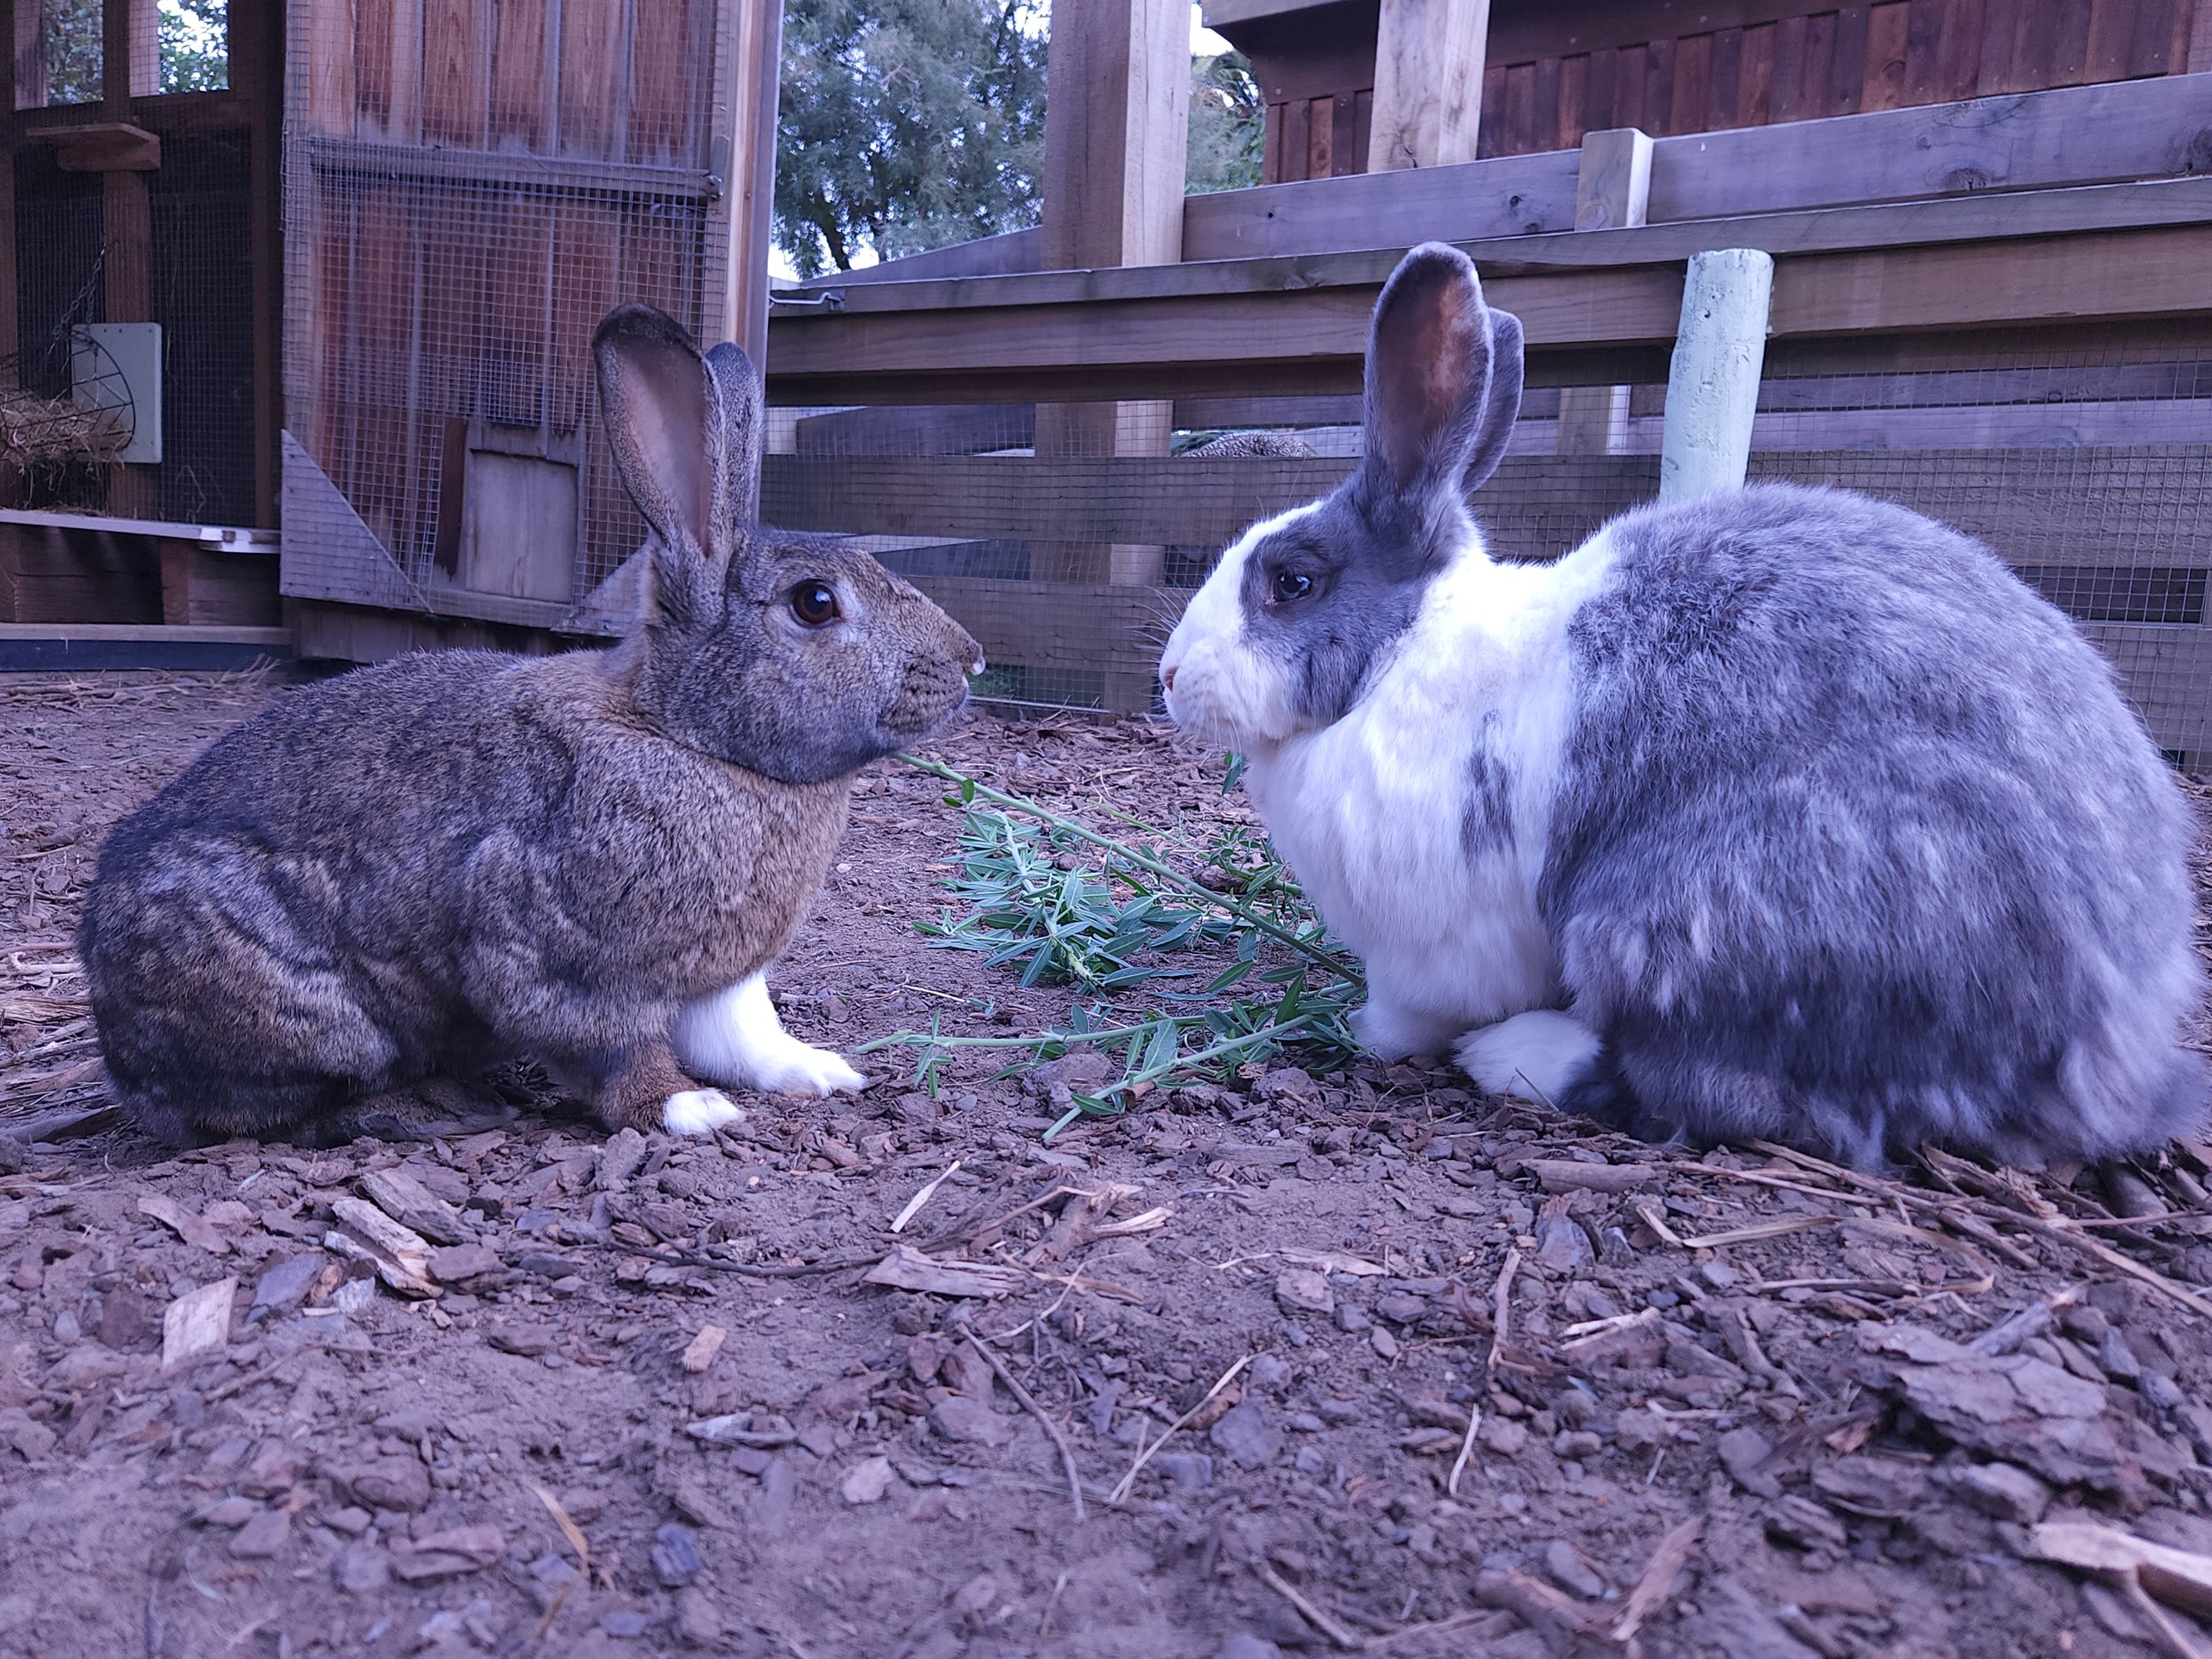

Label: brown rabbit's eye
[1271,568,1314,603]
[788,580,840,626]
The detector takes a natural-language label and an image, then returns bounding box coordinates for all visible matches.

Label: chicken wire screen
[764,326,2210,761]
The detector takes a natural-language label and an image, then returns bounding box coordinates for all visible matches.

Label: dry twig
[958,1324,1085,1524]
[1108,1354,1250,1504]
[1486,1248,1521,1375]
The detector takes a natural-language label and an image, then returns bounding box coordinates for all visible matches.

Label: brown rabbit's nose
[1161,665,1178,691]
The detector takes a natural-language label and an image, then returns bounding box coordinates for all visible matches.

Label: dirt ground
[5,665,2212,1659]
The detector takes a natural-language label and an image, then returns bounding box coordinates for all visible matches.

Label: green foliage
[774,0,1048,279]
[37,0,102,104]
[1187,50,1264,196]
[159,0,228,94]
[866,757,1363,1138]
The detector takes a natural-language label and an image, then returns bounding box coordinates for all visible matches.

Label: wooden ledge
[26,121,160,172]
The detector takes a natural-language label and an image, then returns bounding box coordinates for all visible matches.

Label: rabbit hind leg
[555,1039,741,1138]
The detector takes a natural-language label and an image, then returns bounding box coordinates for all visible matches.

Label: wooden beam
[716,0,783,379]
[766,185,2212,406]
[1038,0,1191,710]
[1368,0,1488,172]
[240,0,281,526]
[1560,127,1651,455]
[13,0,44,111]
[100,0,152,516]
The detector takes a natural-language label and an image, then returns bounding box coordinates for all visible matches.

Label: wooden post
[1558,127,1651,457]
[238,0,280,526]
[1658,249,1773,504]
[12,0,42,110]
[102,0,154,518]
[1038,0,1189,713]
[1366,0,1489,173]
[719,1,782,373]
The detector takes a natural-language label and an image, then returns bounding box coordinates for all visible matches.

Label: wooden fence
[764,72,2212,754]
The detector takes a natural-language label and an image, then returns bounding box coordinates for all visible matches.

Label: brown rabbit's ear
[704,341,762,525]
[595,305,727,537]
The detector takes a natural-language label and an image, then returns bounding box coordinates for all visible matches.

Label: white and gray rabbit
[82,305,982,1146]
[1160,241,2204,1170]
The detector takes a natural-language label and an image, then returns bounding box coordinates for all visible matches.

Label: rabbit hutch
[0,0,2206,770]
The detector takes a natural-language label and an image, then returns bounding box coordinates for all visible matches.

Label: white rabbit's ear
[594,305,726,558]
[1360,243,1523,517]
[704,341,763,526]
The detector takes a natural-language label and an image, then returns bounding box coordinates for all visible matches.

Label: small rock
[744,1457,798,1533]
[1154,1452,1215,1492]
[426,1243,503,1284]
[1543,1538,1608,1599]
[332,1454,434,1513]
[929,1395,1015,1447]
[597,1128,649,1190]
[1255,1069,1320,1105]
[601,1609,654,1639]
[840,1455,896,1506]
[393,1525,505,1582]
[333,1542,391,1594]
[1375,1293,1427,1325]
[1479,1418,1529,1457]
[1334,1302,1371,1333]
[230,1509,292,1559]
[1216,1637,1284,1659]
[324,1506,373,1535]
[650,1523,703,1587]
[1210,1399,1284,1470]
[1717,1426,1781,1498]
[50,1310,80,1342]
[1274,1270,1333,1317]
[1555,1430,1603,1460]
[2099,1326,2142,1382]
[1248,1355,1292,1391]
[1370,1327,1400,1360]
[487,1325,556,1358]
[672,1587,725,1647]
[198,1495,259,1528]
[95,1281,157,1350]
[1948,1461,2052,1525]
[250,1254,328,1320]
[1532,1214,1593,1274]
[1613,1409,1663,1454]
[1764,1494,1849,1553]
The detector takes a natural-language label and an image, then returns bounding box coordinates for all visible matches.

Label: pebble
[1216,1634,1284,1659]
[230,1509,292,1559]
[250,1253,328,1320]
[1478,1419,1529,1457]
[673,1587,725,1647]
[1369,1327,1401,1360]
[334,1542,392,1594]
[1948,1461,2053,1525]
[1544,1538,1608,1599]
[1334,1303,1371,1333]
[601,1609,654,1638]
[1154,1451,1215,1491]
[1532,1214,1593,1273]
[51,1310,81,1342]
[1274,1270,1333,1317]
[840,1455,896,1506]
[650,1523,703,1586]
[1210,1400,1284,1470]
[1717,1426,1781,1498]
[929,1395,1016,1447]
[1554,1431,1603,1460]
[198,1495,259,1528]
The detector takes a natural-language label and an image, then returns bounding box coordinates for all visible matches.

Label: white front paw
[751,1042,866,1097]
[1350,997,1463,1061]
[1455,1010,1601,1104]
[663,1088,746,1135]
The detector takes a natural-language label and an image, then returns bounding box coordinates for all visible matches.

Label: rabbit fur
[82,304,981,1146]
[1160,242,2204,1170]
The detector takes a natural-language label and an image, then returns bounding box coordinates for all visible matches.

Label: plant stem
[896,754,1361,991]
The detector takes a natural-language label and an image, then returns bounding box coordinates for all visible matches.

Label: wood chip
[161,1277,237,1371]
[680,1324,728,1374]
[2029,1521,2212,1621]
[1278,1248,1386,1277]
[359,1168,470,1246]
[139,1193,229,1255]
[889,1160,961,1233]
[1613,1515,1704,1643]
[1525,1158,1652,1194]
[862,1243,1028,1299]
[326,1196,438,1297]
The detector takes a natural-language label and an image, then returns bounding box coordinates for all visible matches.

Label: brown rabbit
[81,305,981,1145]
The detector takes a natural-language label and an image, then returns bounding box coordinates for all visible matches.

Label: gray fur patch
[1540,483,2205,1166]
[1463,713,1515,856]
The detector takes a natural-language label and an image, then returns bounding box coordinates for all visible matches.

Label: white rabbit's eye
[788,580,840,626]
[1271,569,1314,603]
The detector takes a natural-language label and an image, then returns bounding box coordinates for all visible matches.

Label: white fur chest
[1241,538,1617,1045]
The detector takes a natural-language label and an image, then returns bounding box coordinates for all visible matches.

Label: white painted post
[1658,248,1774,503]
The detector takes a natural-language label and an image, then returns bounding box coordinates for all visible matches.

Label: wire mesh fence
[761,322,2209,766]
